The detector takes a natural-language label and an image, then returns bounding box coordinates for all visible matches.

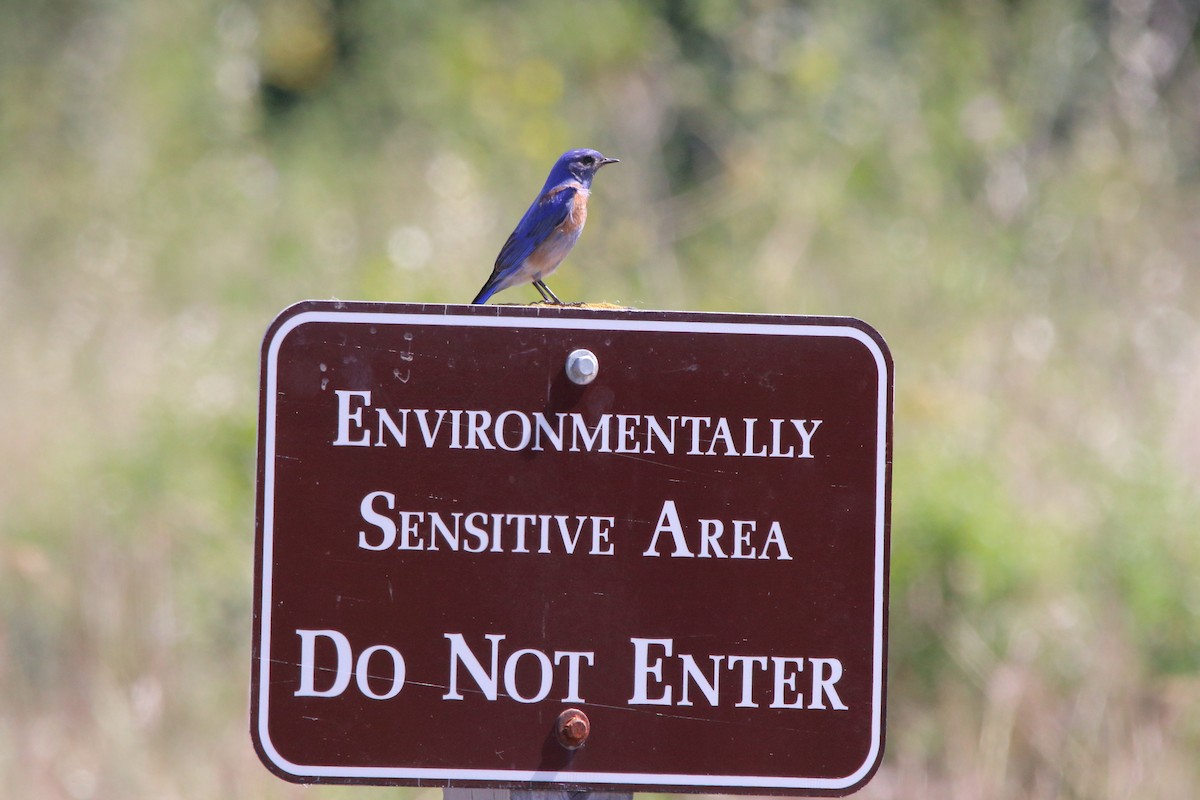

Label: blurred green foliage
[2,0,1199,797]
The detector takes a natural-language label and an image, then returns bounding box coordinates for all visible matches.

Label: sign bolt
[565,349,599,385]
[555,708,591,750]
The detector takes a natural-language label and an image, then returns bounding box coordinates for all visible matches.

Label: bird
[472,148,619,305]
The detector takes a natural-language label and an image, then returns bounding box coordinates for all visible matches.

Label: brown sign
[252,302,892,795]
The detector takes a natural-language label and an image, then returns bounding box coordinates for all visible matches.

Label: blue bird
[472,148,619,305]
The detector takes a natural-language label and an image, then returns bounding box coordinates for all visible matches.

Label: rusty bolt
[556,708,590,750]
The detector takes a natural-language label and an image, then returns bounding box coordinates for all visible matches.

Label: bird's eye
[580,156,595,166]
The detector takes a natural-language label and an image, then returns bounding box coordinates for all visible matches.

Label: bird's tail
[471,273,503,305]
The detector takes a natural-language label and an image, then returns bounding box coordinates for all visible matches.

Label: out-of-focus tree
[1,1,1198,797]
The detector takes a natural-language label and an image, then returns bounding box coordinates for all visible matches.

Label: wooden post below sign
[251,301,893,796]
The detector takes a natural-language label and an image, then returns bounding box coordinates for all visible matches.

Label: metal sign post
[444,789,631,800]
[252,302,893,796]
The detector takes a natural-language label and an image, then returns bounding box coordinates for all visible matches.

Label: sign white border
[255,306,890,791]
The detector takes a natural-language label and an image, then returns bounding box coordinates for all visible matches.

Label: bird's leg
[533,280,564,304]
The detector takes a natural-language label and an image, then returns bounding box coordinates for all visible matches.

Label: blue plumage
[472,149,618,305]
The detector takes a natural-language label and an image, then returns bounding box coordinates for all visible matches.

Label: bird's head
[546,148,619,188]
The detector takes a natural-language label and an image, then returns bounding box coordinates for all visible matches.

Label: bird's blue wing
[471,186,577,304]
[492,186,577,277]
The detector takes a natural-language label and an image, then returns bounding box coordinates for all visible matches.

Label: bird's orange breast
[564,186,589,234]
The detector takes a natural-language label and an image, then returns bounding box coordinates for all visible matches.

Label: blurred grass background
[2,0,1199,797]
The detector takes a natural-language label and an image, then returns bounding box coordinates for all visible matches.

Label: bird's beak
[599,157,620,168]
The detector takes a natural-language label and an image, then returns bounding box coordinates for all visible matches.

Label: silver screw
[565,349,599,385]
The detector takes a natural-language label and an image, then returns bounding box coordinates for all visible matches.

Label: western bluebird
[472,148,619,305]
